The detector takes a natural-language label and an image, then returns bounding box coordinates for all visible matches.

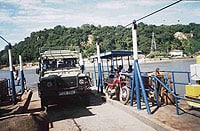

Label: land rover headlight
[47,81,53,87]
[79,79,84,85]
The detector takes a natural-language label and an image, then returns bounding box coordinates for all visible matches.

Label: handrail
[152,74,200,115]
[159,70,190,94]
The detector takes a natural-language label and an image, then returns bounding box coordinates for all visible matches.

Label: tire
[105,86,113,99]
[119,86,130,105]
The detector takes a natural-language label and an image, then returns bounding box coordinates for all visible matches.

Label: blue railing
[162,70,191,94]
[151,71,200,115]
[89,69,200,115]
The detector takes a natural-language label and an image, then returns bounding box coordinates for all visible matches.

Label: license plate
[59,90,76,96]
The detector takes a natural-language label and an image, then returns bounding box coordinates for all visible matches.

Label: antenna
[150,32,156,53]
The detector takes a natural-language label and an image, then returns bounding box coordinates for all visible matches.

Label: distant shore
[0,57,195,71]
[0,64,38,71]
[139,57,195,64]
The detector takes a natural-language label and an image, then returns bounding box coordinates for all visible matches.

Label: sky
[0,0,200,51]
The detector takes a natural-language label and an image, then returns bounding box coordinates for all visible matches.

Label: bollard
[8,47,16,104]
[19,55,25,94]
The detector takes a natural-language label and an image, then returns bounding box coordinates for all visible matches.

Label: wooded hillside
[0,22,200,65]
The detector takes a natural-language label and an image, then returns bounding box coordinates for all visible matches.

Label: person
[110,65,115,73]
[118,65,126,73]
[117,65,123,72]
[109,65,116,78]
[13,66,20,85]
[127,65,133,73]
[155,67,160,76]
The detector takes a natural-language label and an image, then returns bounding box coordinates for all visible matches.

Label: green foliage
[0,23,200,64]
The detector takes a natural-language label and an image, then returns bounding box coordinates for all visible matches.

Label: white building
[169,50,183,57]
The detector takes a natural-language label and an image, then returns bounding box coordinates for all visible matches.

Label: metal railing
[151,71,200,115]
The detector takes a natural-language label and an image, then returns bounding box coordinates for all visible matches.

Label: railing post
[171,72,177,94]
[19,55,25,94]
[130,74,135,106]
[153,76,159,106]
[93,59,97,87]
[187,72,191,84]
[175,96,179,115]
[106,59,109,76]
[101,59,105,79]
[134,61,141,109]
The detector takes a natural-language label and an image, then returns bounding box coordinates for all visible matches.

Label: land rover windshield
[42,58,78,70]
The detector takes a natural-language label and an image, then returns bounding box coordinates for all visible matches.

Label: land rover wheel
[119,86,130,105]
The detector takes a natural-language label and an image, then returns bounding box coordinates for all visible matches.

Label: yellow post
[196,56,200,64]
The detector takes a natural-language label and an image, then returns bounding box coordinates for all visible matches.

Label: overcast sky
[0,0,200,50]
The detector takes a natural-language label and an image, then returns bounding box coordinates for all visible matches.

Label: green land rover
[36,47,91,109]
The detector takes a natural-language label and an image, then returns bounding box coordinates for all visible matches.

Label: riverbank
[0,57,195,71]
[84,57,195,68]
[139,57,195,64]
[1,64,38,71]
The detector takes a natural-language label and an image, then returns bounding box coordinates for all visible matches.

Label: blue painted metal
[10,70,16,104]
[151,73,200,115]
[20,70,25,94]
[135,61,151,114]
[134,60,141,109]
[171,72,177,94]
[101,59,105,79]
[130,74,135,106]
[187,72,191,84]
[158,70,191,95]
[176,95,200,104]
[106,59,109,76]
[93,59,97,87]
[97,63,103,93]
[0,36,16,104]
[175,96,179,115]
[91,49,152,114]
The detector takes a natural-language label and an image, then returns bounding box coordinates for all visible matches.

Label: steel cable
[125,0,183,27]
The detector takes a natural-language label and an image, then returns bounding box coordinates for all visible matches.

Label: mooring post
[0,36,16,104]
[132,21,141,109]
[131,21,151,114]
[96,42,103,93]
[19,55,25,94]
[8,45,17,104]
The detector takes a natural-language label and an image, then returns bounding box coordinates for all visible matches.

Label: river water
[0,58,196,94]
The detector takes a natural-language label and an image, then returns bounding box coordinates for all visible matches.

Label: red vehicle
[90,50,136,105]
[104,72,130,105]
